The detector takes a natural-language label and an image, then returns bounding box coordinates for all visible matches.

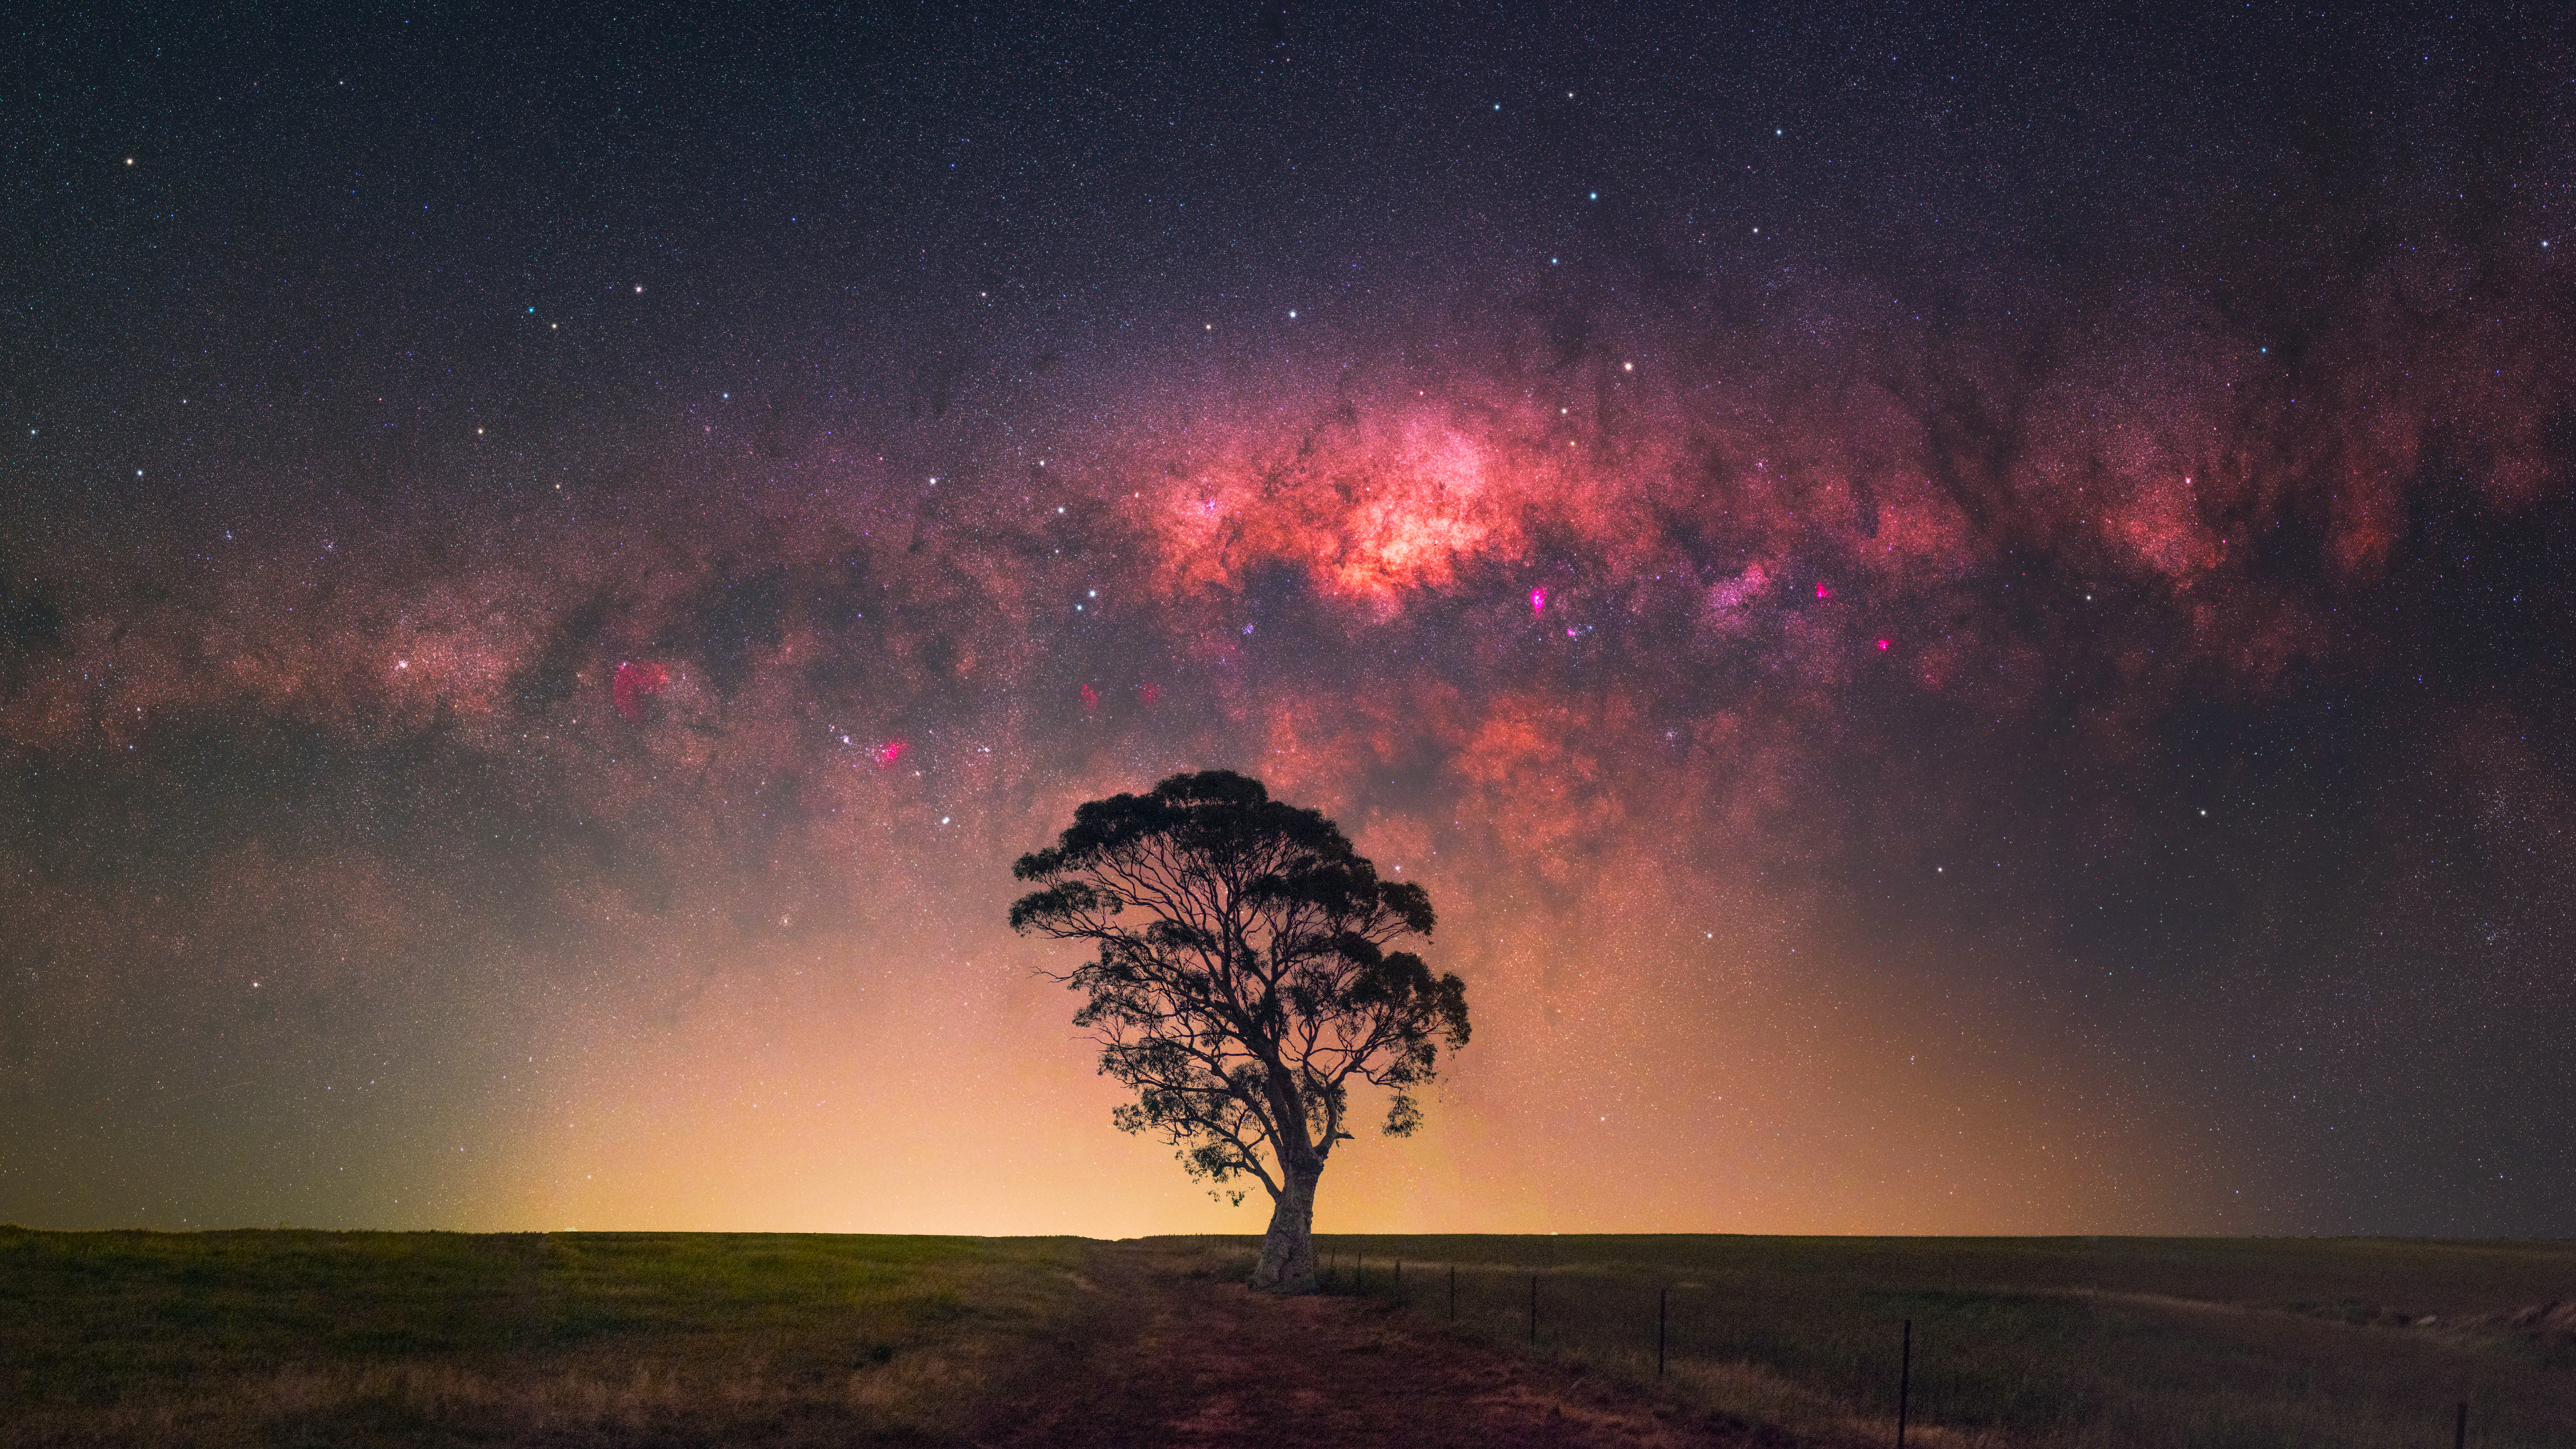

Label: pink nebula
[1815,582,1832,600]
[1140,683,1161,704]
[1080,683,1098,710]
[611,660,669,720]
[1530,587,1548,614]
[1878,638,1891,650]
[873,739,908,768]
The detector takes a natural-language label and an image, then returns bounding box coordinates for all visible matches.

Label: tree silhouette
[1009,770,1470,1293]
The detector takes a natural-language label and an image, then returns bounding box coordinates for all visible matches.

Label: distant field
[1303,1233,2576,1448]
[0,1226,1104,1446]
[5,1228,2570,1448]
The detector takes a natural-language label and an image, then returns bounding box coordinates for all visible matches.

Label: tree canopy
[1008,769,1469,1293]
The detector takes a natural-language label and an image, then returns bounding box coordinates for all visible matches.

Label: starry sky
[5,3,2572,1238]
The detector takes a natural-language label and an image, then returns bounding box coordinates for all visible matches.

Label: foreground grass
[0,1226,1102,1447]
[9,1228,2570,1447]
[1304,1234,2576,1449]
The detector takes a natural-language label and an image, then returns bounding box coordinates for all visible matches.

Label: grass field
[5,1227,2570,1447]
[0,1226,1105,1447]
[1306,1233,2576,1448]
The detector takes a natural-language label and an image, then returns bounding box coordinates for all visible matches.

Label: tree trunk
[1248,1156,1323,1293]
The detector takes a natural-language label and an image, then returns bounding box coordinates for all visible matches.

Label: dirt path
[974,1246,1788,1449]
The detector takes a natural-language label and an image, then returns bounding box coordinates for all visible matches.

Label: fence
[1295,1245,2550,1449]
[1313,1251,1932,1424]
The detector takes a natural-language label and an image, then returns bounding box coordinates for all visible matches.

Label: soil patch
[974,1245,1788,1448]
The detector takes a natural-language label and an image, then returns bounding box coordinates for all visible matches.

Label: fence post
[1658,1285,1668,1377]
[2456,1401,2467,1449]
[1450,1264,1457,1321]
[1529,1274,1539,1344]
[1896,1319,1912,1449]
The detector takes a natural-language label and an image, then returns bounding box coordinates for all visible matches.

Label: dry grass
[0,1226,1102,1447]
[7,1352,1006,1446]
[1301,1234,2576,1449]
[13,1228,2571,1447]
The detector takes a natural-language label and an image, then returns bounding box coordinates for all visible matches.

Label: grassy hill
[0,1226,1101,1446]
[4,1226,2570,1446]
[1307,1232,2576,1448]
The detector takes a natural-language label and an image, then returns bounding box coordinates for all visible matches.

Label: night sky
[5,3,2572,1239]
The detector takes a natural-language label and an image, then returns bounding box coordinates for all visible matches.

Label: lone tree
[1008,770,1469,1294]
